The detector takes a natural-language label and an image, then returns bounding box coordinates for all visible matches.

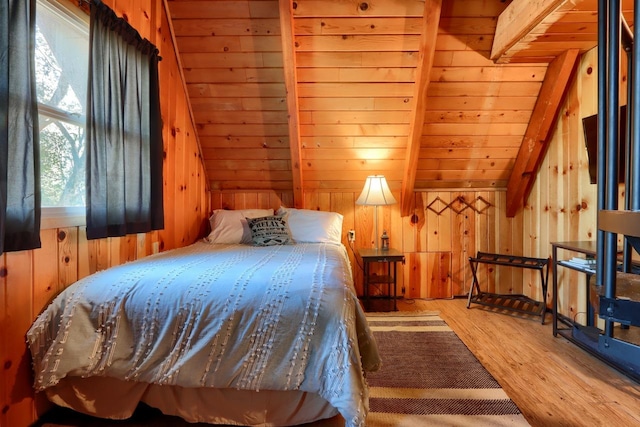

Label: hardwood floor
[403,298,640,427]
[35,298,640,427]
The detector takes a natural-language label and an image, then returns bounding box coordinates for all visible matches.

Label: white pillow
[276,207,343,244]
[207,208,274,244]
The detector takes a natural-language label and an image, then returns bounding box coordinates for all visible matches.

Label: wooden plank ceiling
[167,0,634,216]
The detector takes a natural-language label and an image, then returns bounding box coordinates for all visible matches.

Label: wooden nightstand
[358,248,405,312]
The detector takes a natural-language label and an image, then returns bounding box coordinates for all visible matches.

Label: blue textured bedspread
[28,241,380,427]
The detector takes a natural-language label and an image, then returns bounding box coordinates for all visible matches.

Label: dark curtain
[0,0,41,255]
[86,0,164,240]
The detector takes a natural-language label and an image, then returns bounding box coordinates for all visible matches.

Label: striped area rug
[365,312,530,426]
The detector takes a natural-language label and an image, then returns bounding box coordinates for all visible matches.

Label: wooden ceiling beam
[491,0,583,64]
[279,0,304,208]
[400,0,442,217]
[505,48,580,217]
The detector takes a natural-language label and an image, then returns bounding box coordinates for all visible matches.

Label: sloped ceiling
[166,0,635,216]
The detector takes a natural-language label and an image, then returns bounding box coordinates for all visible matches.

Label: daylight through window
[35,0,89,208]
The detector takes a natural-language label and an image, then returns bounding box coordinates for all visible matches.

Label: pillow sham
[276,207,343,244]
[207,208,274,244]
[246,215,291,246]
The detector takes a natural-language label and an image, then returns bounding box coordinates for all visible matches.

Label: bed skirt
[45,376,341,426]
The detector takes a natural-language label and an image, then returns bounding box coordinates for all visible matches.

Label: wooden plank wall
[172,0,539,194]
[523,46,628,325]
[0,1,208,425]
[419,1,543,190]
[210,188,526,301]
[293,0,425,193]
[169,0,294,192]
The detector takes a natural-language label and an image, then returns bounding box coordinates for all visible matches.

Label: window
[35,0,88,211]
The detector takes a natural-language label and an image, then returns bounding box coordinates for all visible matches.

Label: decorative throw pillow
[207,209,274,244]
[247,215,291,246]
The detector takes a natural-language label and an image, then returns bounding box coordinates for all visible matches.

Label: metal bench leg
[467,259,480,308]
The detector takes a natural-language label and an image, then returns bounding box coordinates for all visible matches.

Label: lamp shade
[356,175,397,206]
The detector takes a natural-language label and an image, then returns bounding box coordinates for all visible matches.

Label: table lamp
[356,175,396,250]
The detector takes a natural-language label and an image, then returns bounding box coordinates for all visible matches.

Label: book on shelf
[568,256,597,266]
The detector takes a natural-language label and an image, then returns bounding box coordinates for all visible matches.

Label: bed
[27,208,381,426]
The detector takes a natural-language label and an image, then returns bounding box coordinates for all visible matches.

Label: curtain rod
[75,0,163,61]
[76,0,91,14]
